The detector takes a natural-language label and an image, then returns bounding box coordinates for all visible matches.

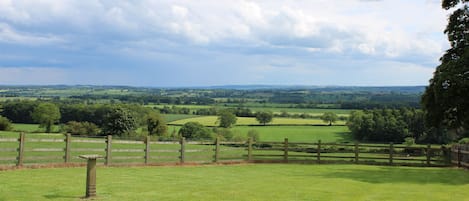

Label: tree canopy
[31,102,61,133]
[320,112,338,126]
[422,0,469,141]
[217,110,237,128]
[179,122,212,140]
[102,107,137,136]
[255,111,273,125]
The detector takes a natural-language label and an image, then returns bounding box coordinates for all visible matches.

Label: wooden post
[426,144,431,166]
[247,138,253,161]
[145,136,150,164]
[317,140,321,163]
[389,142,394,165]
[284,138,289,162]
[180,137,185,164]
[214,137,220,163]
[458,145,461,168]
[65,133,71,163]
[354,141,359,164]
[105,135,112,166]
[16,132,25,167]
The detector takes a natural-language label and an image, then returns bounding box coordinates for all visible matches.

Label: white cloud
[0,23,63,45]
[0,0,451,86]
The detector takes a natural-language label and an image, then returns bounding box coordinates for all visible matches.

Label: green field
[0,164,467,201]
[149,104,351,116]
[169,116,346,126]
[232,126,351,142]
[11,124,60,133]
[166,125,351,143]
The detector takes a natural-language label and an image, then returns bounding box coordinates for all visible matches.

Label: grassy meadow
[169,116,346,126]
[1,164,468,201]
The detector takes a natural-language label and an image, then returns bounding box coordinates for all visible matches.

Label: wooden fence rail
[451,144,469,168]
[0,133,461,168]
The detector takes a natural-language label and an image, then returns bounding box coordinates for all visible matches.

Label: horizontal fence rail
[451,144,469,168]
[0,132,462,168]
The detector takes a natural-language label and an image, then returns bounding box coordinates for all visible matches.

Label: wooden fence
[451,144,469,168]
[0,133,456,168]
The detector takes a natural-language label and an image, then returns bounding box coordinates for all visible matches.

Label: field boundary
[0,132,457,169]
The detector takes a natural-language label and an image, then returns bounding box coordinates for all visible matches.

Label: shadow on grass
[43,193,78,200]
[332,132,353,143]
[318,166,469,185]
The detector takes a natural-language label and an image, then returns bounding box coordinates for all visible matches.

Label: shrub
[179,122,212,140]
[65,121,100,136]
[458,138,469,144]
[247,129,260,142]
[213,128,234,141]
[0,115,12,131]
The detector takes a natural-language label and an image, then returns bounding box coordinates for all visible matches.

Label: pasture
[166,125,351,142]
[0,164,468,201]
[169,116,346,126]
[150,104,351,116]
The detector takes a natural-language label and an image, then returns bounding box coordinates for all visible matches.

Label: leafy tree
[64,121,100,136]
[0,115,12,131]
[422,0,469,142]
[102,107,137,136]
[347,109,416,143]
[178,122,212,140]
[31,102,61,133]
[217,110,237,128]
[320,112,338,126]
[255,111,273,125]
[146,112,167,136]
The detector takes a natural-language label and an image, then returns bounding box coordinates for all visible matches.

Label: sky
[0,0,451,87]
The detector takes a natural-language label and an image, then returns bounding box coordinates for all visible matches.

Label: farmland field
[0,164,467,201]
[166,125,351,142]
[149,104,352,116]
[169,116,346,126]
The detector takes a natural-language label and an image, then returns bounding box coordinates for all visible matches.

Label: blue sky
[0,0,450,86]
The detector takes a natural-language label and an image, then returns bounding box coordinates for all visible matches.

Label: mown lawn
[0,164,468,201]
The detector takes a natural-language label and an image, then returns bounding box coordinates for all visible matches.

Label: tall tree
[31,102,61,133]
[102,107,137,136]
[146,112,167,136]
[320,112,338,126]
[422,0,469,141]
[217,110,237,128]
[255,111,273,126]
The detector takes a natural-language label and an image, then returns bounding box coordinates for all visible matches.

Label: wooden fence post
[458,145,461,168]
[214,137,220,163]
[145,136,150,164]
[247,138,253,161]
[426,144,431,166]
[180,137,186,164]
[389,142,394,165]
[354,141,359,164]
[16,132,25,167]
[284,138,289,162]
[105,135,112,166]
[65,133,71,163]
[317,140,321,163]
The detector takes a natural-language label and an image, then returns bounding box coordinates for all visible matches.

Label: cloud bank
[0,0,449,86]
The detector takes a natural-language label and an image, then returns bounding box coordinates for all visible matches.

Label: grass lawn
[169,116,346,126]
[0,164,468,201]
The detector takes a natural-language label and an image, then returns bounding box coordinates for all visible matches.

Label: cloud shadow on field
[317,166,469,185]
